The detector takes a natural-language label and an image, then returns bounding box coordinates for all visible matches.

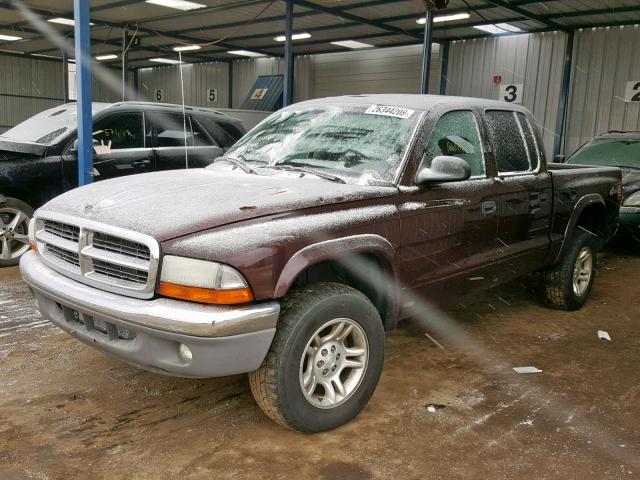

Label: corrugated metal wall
[229,45,440,107]
[447,32,568,159]
[564,26,640,155]
[137,61,231,107]
[0,54,125,133]
[0,55,66,133]
[312,43,442,97]
[231,55,314,107]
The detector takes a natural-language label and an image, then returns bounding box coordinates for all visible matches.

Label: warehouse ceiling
[0,0,639,68]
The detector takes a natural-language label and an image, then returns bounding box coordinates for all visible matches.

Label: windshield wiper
[269,164,346,184]
[213,155,260,175]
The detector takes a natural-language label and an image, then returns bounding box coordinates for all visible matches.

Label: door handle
[482,201,497,216]
[130,159,150,168]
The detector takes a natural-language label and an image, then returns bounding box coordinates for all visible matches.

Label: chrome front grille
[44,220,80,242]
[47,244,80,267]
[35,213,160,299]
[92,259,149,285]
[93,232,151,261]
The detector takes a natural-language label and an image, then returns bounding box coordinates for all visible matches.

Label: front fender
[274,234,397,297]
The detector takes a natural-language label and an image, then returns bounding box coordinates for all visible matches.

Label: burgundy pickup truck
[20,95,621,433]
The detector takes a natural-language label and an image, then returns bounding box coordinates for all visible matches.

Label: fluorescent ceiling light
[31,53,61,59]
[417,12,470,24]
[274,32,312,42]
[228,50,267,57]
[173,44,201,52]
[145,0,205,11]
[96,54,118,61]
[48,17,95,26]
[330,40,373,49]
[0,34,22,41]
[149,57,183,64]
[474,23,523,34]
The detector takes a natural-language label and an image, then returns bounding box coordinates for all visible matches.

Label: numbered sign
[207,88,218,103]
[625,81,640,103]
[499,84,523,104]
[154,89,163,102]
[251,88,269,100]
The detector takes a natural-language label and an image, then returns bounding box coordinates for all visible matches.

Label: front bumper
[620,206,640,236]
[20,251,280,378]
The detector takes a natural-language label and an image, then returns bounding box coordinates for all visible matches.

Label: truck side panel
[546,163,621,265]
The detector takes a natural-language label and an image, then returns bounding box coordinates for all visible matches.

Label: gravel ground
[1,246,639,480]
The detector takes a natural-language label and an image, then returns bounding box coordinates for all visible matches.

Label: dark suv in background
[0,101,245,265]
[564,131,640,240]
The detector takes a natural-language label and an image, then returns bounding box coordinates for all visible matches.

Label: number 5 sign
[499,84,523,104]
[625,81,640,102]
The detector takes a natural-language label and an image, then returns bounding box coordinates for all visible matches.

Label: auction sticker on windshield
[365,105,415,119]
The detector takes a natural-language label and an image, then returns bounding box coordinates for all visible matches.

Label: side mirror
[553,154,566,163]
[416,155,471,185]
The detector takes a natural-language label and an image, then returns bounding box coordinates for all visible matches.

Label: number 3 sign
[499,84,523,104]
[625,81,640,103]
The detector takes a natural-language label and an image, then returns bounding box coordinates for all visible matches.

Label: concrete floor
[1,246,639,480]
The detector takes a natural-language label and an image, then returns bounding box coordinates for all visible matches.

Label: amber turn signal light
[30,241,38,254]
[158,282,254,305]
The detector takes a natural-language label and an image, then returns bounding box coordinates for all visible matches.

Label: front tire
[249,282,385,433]
[0,197,33,267]
[541,229,598,311]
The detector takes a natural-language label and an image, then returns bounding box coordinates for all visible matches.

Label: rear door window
[485,110,532,174]
[190,117,218,147]
[196,117,242,149]
[517,112,540,171]
[151,113,192,148]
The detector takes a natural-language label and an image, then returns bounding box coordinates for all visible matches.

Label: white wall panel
[565,26,640,155]
[447,32,567,159]
[137,62,230,108]
[0,54,125,133]
[312,44,442,98]
[0,55,65,133]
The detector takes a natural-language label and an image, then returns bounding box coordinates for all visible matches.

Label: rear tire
[541,229,598,311]
[249,282,385,433]
[0,197,33,267]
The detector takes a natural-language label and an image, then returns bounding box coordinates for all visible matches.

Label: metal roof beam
[483,0,565,29]
[291,0,423,40]
[0,1,279,57]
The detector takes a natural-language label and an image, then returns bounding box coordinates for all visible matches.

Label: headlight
[623,191,640,207]
[159,256,254,305]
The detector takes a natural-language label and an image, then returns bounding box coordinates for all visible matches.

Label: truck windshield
[567,138,640,170]
[221,104,421,184]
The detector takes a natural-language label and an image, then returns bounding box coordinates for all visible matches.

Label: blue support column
[420,9,434,95]
[74,0,93,186]
[283,0,294,107]
[439,41,450,96]
[554,30,574,157]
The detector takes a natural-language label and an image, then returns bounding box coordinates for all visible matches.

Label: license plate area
[60,305,136,341]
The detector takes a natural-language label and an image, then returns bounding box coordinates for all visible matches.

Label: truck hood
[41,169,394,241]
[0,139,47,157]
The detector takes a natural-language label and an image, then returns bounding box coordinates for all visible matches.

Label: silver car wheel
[299,318,369,409]
[572,247,593,296]
[0,207,30,261]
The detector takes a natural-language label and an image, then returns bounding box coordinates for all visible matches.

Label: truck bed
[547,162,622,252]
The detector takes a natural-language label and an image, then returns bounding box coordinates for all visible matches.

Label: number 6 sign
[499,84,523,104]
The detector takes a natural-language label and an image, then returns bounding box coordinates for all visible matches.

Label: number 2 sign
[625,81,640,103]
[499,84,523,104]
